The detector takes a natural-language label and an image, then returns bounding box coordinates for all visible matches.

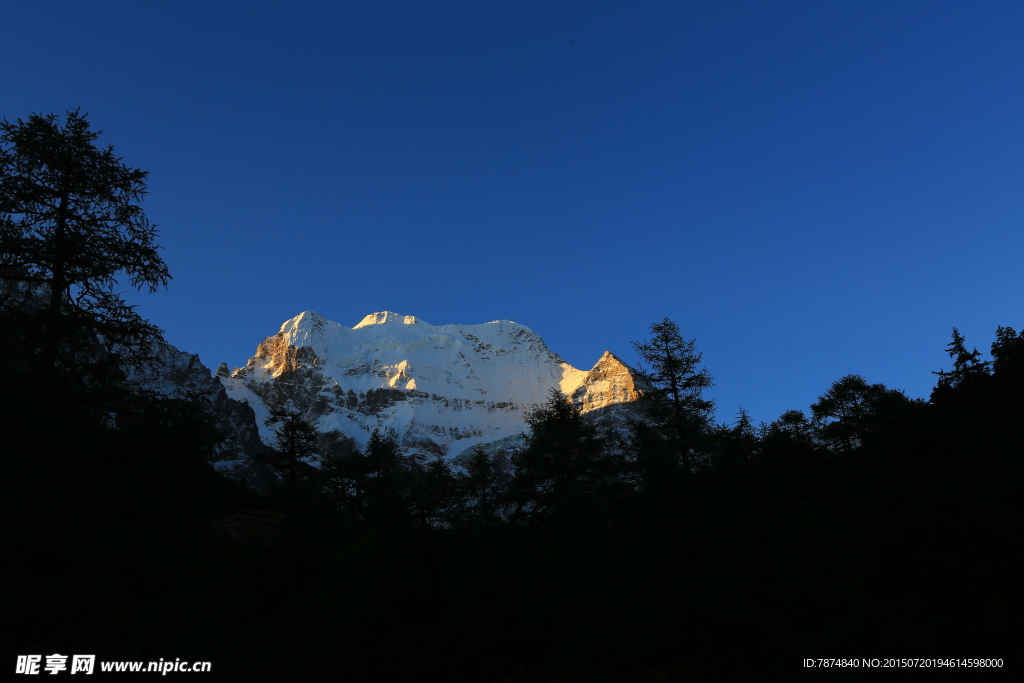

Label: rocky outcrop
[127,342,270,472]
[571,350,648,412]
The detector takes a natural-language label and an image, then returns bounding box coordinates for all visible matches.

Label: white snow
[221,311,637,459]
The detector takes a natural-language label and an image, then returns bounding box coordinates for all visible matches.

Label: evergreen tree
[989,326,1024,411]
[0,111,214,467]
[928,326,1024,446]
[710,407,758,471]
[365,429,402,481]
[462,445,501,525]
[260,409,320,510]
[510,388,613,520]
[931,327,990,407]
[810,374,915,454]
[631,318,714,473]
[319,446,371,520]
[362,429,411,528]
[0,110,168,385]
[759,409,819,469]
[410,454,461,528]
[990,326,1024,378]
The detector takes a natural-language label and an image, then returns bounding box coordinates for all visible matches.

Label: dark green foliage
[319,447,371,519]
[709,407,759,471]
[929,326,1024,464]
[810,374,918,453]
[410,452,461,528]
[0,110,168,384]
[362,429,413,528]
[631,318,714,473]
[759,409,820,469]
[0,111,221,471]
[510,388,619,521]
[627,417,683,499]
[990,325,1024,378]
[258,409,320,510]
[988,327,1024,444]
[931,327,989,404]
[462,445,502,525]
[318,429,409,525]
[3,112,249,676]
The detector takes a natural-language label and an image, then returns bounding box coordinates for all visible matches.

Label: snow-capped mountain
[220,311,646,462]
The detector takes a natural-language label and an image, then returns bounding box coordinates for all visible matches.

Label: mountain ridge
[219,310,647,463]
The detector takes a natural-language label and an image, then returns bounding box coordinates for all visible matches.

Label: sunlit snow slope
[220,311,644,461]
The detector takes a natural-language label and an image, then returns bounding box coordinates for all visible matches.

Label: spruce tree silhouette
[760,409,819,470]
[989,326,1024,429]
[463,445,501,525]
[810,374,914,454]
[319,444,371,520]
[631,318,714,476]
[931,327,991,409]
[510,388,611,521]
[363,429,411,529]
[410,453,460,528]
[0,110,168,388]
[261,409,320,511]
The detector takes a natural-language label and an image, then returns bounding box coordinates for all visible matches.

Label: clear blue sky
[5,1,1023,424]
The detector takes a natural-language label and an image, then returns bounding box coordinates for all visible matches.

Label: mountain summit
[354,311,422,328]
[220,311,645,461]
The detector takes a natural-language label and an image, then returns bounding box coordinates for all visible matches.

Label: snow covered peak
[354,311,422,328]
[224,310,646,461]
[279,310,328,334]
[276,310,340,351]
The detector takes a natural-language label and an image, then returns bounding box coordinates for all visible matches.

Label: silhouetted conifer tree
[988,326,1024,415]
[929,326,1024,452]
[0,110,168,387]
[510,388,614,520]
[710,407,758,471]
[410,454,461,528]
[260,409,320,510]
[320,446,371,519]
[759,409,819,469]
[363,429,411,528]
[462,445,502,525]
[631,318,714,474]
[990,326,1024,376]
[0,112,222,469]
[810,374,915,453]
[931,327,991,409]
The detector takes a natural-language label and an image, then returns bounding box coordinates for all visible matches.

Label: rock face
[221,311,647,462]
[127,342,270,472]
[571,350,644,411]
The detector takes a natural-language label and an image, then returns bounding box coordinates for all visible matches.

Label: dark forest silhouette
[4,112,1015,681]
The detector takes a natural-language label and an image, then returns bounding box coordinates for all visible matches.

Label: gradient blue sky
[5,1,1023,424]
